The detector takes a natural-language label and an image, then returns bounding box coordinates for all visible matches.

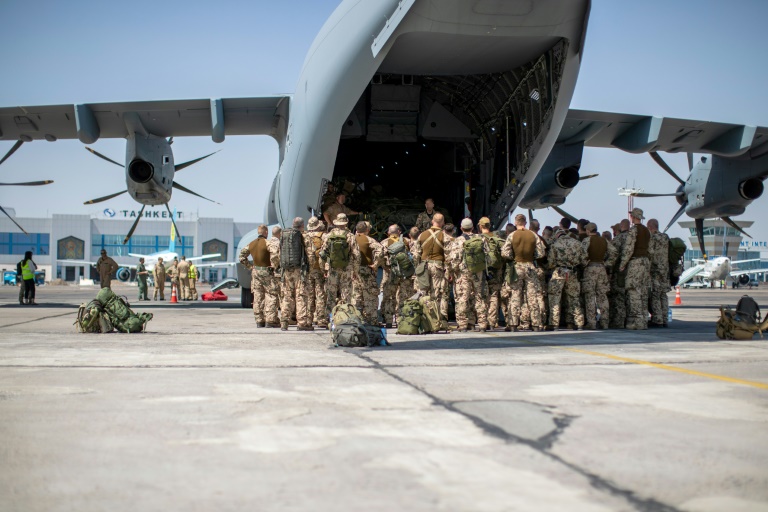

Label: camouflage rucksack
[388,240,414,280]
[419,295,448,333]
[716,306,768,340]
[331,302,363,326]
[279,228,305,271]
[397,299,423,335]
[485,235,505,269]
[463,236,486,273]
[327,233,350,269]
[96,288,153,333]
[75,299,113,333]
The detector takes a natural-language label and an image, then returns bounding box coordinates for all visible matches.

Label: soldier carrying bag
[280,228,306,271]
[327,233,350,269]
[463,236,486,273]
[388,240,414,280]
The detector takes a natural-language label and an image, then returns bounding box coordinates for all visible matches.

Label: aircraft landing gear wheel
[241,287,254,309]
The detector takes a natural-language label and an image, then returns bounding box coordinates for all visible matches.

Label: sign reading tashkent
[740,240,768,248]
[103,209,183,219]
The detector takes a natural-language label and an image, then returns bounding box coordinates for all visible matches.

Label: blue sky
[1,0,767,247]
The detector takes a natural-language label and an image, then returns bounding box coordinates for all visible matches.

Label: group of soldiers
[239,199,673,332]
[94,250,200,301]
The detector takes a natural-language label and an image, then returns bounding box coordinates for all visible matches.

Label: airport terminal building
[0,208,257,283]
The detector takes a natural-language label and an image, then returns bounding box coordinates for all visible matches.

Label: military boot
[280,321,289,331]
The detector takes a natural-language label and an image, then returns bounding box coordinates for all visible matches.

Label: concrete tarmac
[1,283,767,511]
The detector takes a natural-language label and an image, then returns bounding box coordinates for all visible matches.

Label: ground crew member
[353,221,384,324]
[619,208,654,330]
[96,249,118,289]
[609,219,631,328]
[16,257,25,304]
[320,213,360,317]
[323,193,359,230]
[547,227,587,330]
[413,212,449,320]
[153,257,166,300]
[582,223,617,329]
[450,218,489,332]
[278,217,314,331]
[178,256,191,301]
[168,259,181,298]
[238,224,280,327]
[21,251,38,305]
[269,226,283,321]
[380,224,414,328]
[648,218,670,328]
[415,198,439,234]
[502,214,546,331]
[188,262,198,300]
[136,257,149,301]
[306,217,328,328]
[478,217,503,329]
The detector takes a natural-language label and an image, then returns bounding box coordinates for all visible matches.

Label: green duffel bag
[397,299,423,335]
[419,295,448,333]
[96,287,153,333]
[332,302,363,326]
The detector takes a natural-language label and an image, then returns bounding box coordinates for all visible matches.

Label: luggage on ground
[736,295,761,324]
[397,299,423,335]
[419,295,448,333]
[331,302,388,347]
[716,305,768,340]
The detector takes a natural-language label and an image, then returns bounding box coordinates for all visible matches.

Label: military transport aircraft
[2,0,768,300]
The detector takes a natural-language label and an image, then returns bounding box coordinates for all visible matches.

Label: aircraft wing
[194,262,236,269]
[729,268,768,277]
[57,259,96,267]
[730,259,764,266]
[560,110,768,158]
[677,265,705,285]
[0,97,290,143]
[188,254,222,262]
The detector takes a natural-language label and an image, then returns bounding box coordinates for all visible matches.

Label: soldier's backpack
[463,236,486,273]
[279,228,305,270]
[310,234,323,270]
[388,240,414,280]
[716,305,768,340]
[668,237,686,285]
[96,287,153,333]
[736,295,761,324]
[331,302,363,326]
[485,235,505,270]
[397,299,423,335]
[327,233,350,269]
[331,302,388,347]
[75,299,114,333]
[419,295,448,333]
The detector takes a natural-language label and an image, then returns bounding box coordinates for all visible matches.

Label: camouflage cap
[478,216,491,227]
[585,222,597,232]
[460,218,474,230]
[333,213,349,226]
[629,207,645,220]
[307,216,321,230]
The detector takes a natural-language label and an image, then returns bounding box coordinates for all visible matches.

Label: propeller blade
[0,140,24,166]
[663,202,688,233]
[0,205,29,234]
[631,192,679,198]
[695,217,706,260]
[164,203,182,241]
[174,150,220,172]
[172,181,221,204]
[85,147,124,168]
[649,151,686,185]
[0,180,54,186]
[687,152,694,172]
[83,189,128,205]
[551,205,578,224]
[123,205,146,245]
[580,174,598,180]
[721,216,752,239]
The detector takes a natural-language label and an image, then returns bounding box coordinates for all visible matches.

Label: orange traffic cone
[170,283,178,304]
[674,286,682,305]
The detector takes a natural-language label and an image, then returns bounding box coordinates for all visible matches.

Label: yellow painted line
[488,334,768,390]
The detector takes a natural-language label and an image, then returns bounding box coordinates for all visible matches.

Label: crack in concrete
[0,311,76,329]
[352,351,682,512]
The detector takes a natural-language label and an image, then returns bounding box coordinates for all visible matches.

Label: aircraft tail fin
[169,208,177,253]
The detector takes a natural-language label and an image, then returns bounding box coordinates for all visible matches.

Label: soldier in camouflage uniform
[277,218,315,331]
[321,213,361,317]
[413,213,449,320]
[501,214,546,331]
[547,227,587,330]
[498,224,515,327]
[477,217,503,329]
[268,226,283,320]
[152,257,166,300]
[648,218,670,328]
[619,208,654,330]
[238,224,280,327]
[609,219,630,328]
[168,259,180,298]
[449,218,489,332]
[305,217,328,328]
[380,224,415,328]
[520,220,549,330]
[581,223,618,330]
[415,198,438,234]
[352,221,384,324]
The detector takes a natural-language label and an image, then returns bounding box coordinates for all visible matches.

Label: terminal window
[0,232,50,256]
[92,234,194,257]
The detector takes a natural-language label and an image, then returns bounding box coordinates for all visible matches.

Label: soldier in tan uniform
[268,226,282,319]
[415,198,438,234]
[320,213,360,317]
[238,225,280,327]
[168,259,181,298]
[153,257,166,300]
[502,214,546,331]
[648,218,671,328]
[478,217,504,329]
[449,218,489,332]
[520,219,549,330]
[413,213,449,320]
[352,221,384,324]
[618,208,654,330]
[609,219,631,328]
[323,193,358,230]
[177,256,191,300]
[547,227,587,330]
[380,224,415,328]
[96,250,118,289]
[582,222,618,330]
[278,217,314,331]
[306,217,328,328]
